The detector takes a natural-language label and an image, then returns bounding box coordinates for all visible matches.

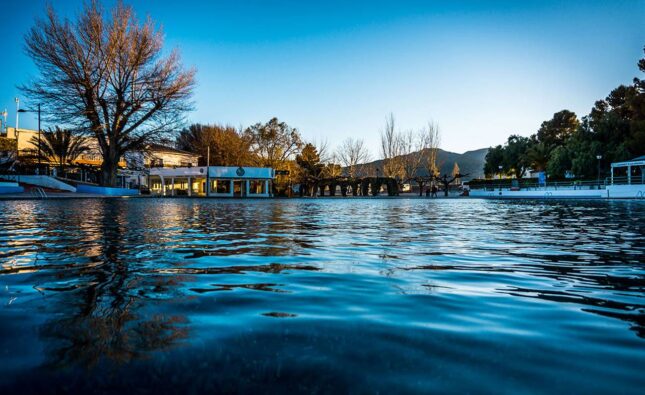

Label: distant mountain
[435,148,489,180]
[360,147,489,181]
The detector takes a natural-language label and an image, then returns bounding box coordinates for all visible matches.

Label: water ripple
[0,198,643,393]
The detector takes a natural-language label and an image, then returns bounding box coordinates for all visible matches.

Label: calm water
[0,198,643,394]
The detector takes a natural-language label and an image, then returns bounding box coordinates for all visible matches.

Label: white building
[126,143,199,169]
[148,166,274,197]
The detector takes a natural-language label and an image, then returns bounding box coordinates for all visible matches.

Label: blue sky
[1,0,643,154]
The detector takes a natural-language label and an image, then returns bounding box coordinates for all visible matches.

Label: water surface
[0,198,643,393]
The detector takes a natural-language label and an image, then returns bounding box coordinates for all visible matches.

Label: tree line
[172,112,445,196]
[484,47,645,180]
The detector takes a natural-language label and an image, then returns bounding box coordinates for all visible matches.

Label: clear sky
[1,0,643,155]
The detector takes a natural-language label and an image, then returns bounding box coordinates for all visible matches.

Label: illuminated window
[249,180,265,194]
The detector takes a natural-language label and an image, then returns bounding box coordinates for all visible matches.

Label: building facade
[148,166,274,197]
[4,127,199,171]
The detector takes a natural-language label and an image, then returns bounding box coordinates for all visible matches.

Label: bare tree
[419,121,441,178]
[336,137,371,178]
[378,115,442,194]
[22,2,195,186]
[380,113,403,179]
[399,129,420,181]
[311,138,331,164]
[309,138,343,178]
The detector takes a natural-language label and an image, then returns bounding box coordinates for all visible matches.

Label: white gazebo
[610,155,645,185]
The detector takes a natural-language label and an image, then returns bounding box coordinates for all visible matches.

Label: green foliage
[483,135,531,178]
[484,145,504,177]
[526,139,550,172]
[546,146,571,178]
[296,143,323,182]
[502,135,531,179]
[536,110,579,148]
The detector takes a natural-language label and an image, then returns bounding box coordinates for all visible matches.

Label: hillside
[360,147,488,181]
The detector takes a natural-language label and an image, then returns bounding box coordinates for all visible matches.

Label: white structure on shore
[469,156,645,199]
[148,166,274,197]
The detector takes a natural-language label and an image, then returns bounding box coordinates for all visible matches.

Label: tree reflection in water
[37,200,189,369]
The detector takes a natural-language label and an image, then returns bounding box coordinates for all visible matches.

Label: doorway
[233,180,244,197]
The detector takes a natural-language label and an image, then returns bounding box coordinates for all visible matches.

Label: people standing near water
[431,184,438,198]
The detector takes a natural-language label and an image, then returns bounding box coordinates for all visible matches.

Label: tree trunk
[100,151,119,187]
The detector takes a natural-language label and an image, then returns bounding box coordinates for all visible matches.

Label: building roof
[149,166,274,179]
[147,143,199,157]
[611,156,645,168]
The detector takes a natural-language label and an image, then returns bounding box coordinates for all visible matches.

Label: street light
[14,98,19,130]
[596,154,602,187]
[17,104,42,169]
[498,165,503,191]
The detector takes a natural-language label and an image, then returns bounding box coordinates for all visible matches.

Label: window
[249,180,265,194]
[212,179,231,194]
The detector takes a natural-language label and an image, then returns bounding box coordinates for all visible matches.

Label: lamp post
[206,145,210,197]
[17,104,42,169]
[596,154,602,187]
[498,165,503,191]
[14,98,19,130]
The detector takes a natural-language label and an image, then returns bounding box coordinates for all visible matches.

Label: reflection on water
[0,198,643,393]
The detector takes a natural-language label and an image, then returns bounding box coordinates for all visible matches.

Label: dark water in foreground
[0,198,643,394]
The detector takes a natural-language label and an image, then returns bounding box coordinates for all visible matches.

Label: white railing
[470,179,608,191]
[610,176,645,185]
[30,187,47,199]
